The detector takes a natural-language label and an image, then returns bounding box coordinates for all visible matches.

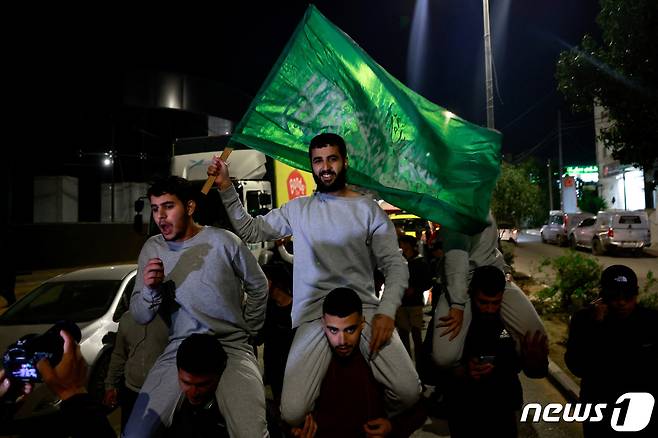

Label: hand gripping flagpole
[200,148,233,195]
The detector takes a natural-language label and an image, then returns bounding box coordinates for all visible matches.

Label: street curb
[546,358,580,402]
[514,266,582,403]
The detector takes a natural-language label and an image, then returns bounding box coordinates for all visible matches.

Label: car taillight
[607,227,614,237]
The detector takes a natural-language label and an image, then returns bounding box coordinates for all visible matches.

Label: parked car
[569,210,651,255]
[497,222,519,244]
[0,264,137,426]
[540,210,594,246]
[568,216,598,250]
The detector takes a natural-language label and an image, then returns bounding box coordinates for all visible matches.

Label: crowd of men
[1,133,656,437]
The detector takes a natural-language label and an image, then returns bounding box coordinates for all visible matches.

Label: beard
[331,343,356,359]
[313,166,347,193]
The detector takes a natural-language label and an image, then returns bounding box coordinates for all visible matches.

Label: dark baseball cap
[600,265,638,299]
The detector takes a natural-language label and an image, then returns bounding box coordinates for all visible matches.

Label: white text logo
[521,392,654,432]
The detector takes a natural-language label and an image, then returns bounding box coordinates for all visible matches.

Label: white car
[497,223,519,244]
[569,210,651,255]
[0,264,137,428]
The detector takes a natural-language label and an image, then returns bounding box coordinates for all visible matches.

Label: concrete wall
[14,223,148,271]
[33,176,79,223]
[101,182,149,223]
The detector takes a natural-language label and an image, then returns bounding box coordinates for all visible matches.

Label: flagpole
[483,0,495,129]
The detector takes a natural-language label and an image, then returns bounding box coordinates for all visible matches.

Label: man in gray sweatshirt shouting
[125,176,269,438]
[208,133,421,427]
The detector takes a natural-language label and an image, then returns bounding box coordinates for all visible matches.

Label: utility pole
[557,111,564,210]
[547,159,554,210]
[482,0,495,129]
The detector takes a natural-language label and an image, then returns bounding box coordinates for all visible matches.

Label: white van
[570,210,651,255]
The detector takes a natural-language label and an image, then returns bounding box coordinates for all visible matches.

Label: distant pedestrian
[396,235,432,370]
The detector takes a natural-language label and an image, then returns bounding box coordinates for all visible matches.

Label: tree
[492,162,543,228]
[556,0,658,206]
[578,188,607,214]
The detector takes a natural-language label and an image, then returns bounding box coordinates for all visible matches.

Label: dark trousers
[449,407,518,438]
[120,387,140,432]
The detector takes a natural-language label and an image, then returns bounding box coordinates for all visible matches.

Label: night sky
[8,0,601,221]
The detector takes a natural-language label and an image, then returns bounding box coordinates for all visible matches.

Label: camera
[2,321,81,382]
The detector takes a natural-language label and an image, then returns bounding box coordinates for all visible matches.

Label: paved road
[513,230,657,290]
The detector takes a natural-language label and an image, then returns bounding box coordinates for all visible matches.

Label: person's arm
[370,209,409,353]
[521,330,549,378]
[60,394,116,438]
[0,369,34,423]
[103,317,130,407]
[37,330,115,438]
[130,245,164,324]
[291,413,317,438]
[564,309,595,378]
[437,229,472,340]
[219,184,293,242]
[210,156,293,243]
[277,240,295,264]
[442,229,471,309]
[231,236,269,336]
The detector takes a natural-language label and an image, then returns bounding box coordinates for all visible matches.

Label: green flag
[231,5,501,234]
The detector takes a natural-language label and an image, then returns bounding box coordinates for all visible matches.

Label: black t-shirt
[448,314,523,411]
[401,256,433,307]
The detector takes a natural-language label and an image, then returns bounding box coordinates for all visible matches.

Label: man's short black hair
[147,176,196,206]
[176,334,228,376]
[309,133,347,160]
[261,263,292,293]
[468,265,506,297]
[322,288,362,317]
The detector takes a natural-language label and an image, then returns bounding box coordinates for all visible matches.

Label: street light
[103,150,115,222]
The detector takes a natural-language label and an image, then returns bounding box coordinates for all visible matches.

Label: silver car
[540,210,594,246]
[569,210,651,255]
[0,264,137,425]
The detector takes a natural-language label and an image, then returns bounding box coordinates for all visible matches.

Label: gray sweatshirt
[441,212,508,309]
[104,311,169,392]
[130,226,268,343]
[220,186,408,327]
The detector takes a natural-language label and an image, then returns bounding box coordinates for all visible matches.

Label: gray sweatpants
[280,310,422,426]
[432,281,546,367]
[123,339,268,438]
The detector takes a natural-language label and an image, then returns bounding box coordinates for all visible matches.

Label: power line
[513,129,558,164]
[500,90,555,131]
